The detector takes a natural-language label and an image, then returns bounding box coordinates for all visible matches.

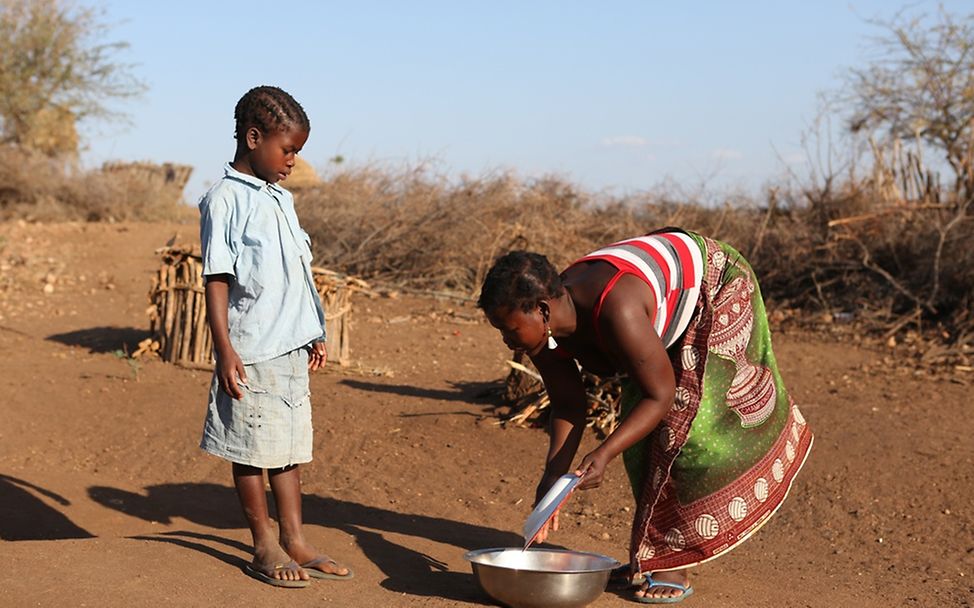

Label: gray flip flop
[244,562,311,588]
[300,557,354,581]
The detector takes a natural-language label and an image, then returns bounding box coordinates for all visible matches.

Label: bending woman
[478,228,813,604]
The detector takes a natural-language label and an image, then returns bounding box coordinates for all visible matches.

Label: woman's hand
[530,473,563,543]
[532,507,561,544]
[575,448,611,490]
[216,349,246,399]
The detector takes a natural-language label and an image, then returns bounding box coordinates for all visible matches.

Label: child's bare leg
[233,463,308,581]
[270,464,350,577]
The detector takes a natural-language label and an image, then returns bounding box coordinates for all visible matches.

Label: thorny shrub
[0,147,969,355]
[294,164,973,355]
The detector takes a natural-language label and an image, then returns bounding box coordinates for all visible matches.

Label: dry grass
[0,141,969,352]
[0,145,194,222]
[295,163,973,353]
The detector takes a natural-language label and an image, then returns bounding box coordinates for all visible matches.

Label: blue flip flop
[635,576,694,604]
[608,564,646,588]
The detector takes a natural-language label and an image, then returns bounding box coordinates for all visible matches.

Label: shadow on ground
[129,530,252,574]
[47,326,151,354]
[90,482,512,603]
[339,378,502,406]
[0,474,93,540]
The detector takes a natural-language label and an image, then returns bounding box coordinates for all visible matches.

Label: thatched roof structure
[283,157,320,190]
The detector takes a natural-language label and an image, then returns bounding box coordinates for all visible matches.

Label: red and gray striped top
[573,231,705,349]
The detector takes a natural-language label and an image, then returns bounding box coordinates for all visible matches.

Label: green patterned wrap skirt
[620,233,813,573]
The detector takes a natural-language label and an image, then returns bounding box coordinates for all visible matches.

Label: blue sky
[86,1,971,203]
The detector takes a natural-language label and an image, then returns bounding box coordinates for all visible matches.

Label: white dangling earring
[546,325,558,350]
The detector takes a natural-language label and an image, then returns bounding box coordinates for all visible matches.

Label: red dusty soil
[0,221,971,607]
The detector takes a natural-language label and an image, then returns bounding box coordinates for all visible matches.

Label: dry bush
[295,161,973,350]
[0,145,194,222]
[295,165,828,302]
[295,165,780,292]
[813,190,974,338]
[296,166,612,294]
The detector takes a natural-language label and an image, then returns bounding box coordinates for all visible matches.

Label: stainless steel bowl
[464,547,621,608]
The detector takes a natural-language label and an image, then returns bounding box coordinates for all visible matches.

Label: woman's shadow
[89,482,522,603]
[0,474,93,540]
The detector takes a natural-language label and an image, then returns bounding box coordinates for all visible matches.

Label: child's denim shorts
[200,348,313,469]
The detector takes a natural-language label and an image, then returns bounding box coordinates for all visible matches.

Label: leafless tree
[0,0,144,157]
[846,6,974,200]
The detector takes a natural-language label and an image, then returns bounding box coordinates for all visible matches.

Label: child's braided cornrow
[234,86,310,140]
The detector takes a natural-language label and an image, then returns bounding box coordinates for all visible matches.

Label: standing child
[198,85,353,588]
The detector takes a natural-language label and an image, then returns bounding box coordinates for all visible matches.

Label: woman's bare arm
[531,349,589,497]
[575,275,676,489]
[527,348,588,542]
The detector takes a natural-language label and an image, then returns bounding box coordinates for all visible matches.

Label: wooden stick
[164,264,176,360]
[340,308,351,365]
[180,262,194,362]
[507,360,543,381]
[187,257,202,363]
[828,203,955,227]
[194,286,207,363]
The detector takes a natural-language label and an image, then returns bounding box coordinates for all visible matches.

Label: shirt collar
[223,162,285,195]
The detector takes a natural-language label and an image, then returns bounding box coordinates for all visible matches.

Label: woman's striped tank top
[574,230,704,349]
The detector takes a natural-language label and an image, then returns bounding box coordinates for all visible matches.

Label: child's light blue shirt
[199,163,326,365]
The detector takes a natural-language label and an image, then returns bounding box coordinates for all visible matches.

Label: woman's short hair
[477,251,564,312]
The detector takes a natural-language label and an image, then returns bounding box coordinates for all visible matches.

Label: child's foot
[248,544,310,587]
[299,555,354,580]
[283,539,353,580]
[634,570,692,603]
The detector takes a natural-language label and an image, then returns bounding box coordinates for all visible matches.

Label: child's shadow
[89,482,517,603]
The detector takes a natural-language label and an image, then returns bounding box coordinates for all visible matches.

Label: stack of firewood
[138,245,369,368]
[142,245,209,366]
[500,352,625,437]
[310,266,372,367]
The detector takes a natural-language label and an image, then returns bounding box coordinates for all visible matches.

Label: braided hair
[234,86,310,140]
[477,251,564,313]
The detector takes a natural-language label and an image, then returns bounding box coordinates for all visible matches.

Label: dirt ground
[0,221,970,608]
